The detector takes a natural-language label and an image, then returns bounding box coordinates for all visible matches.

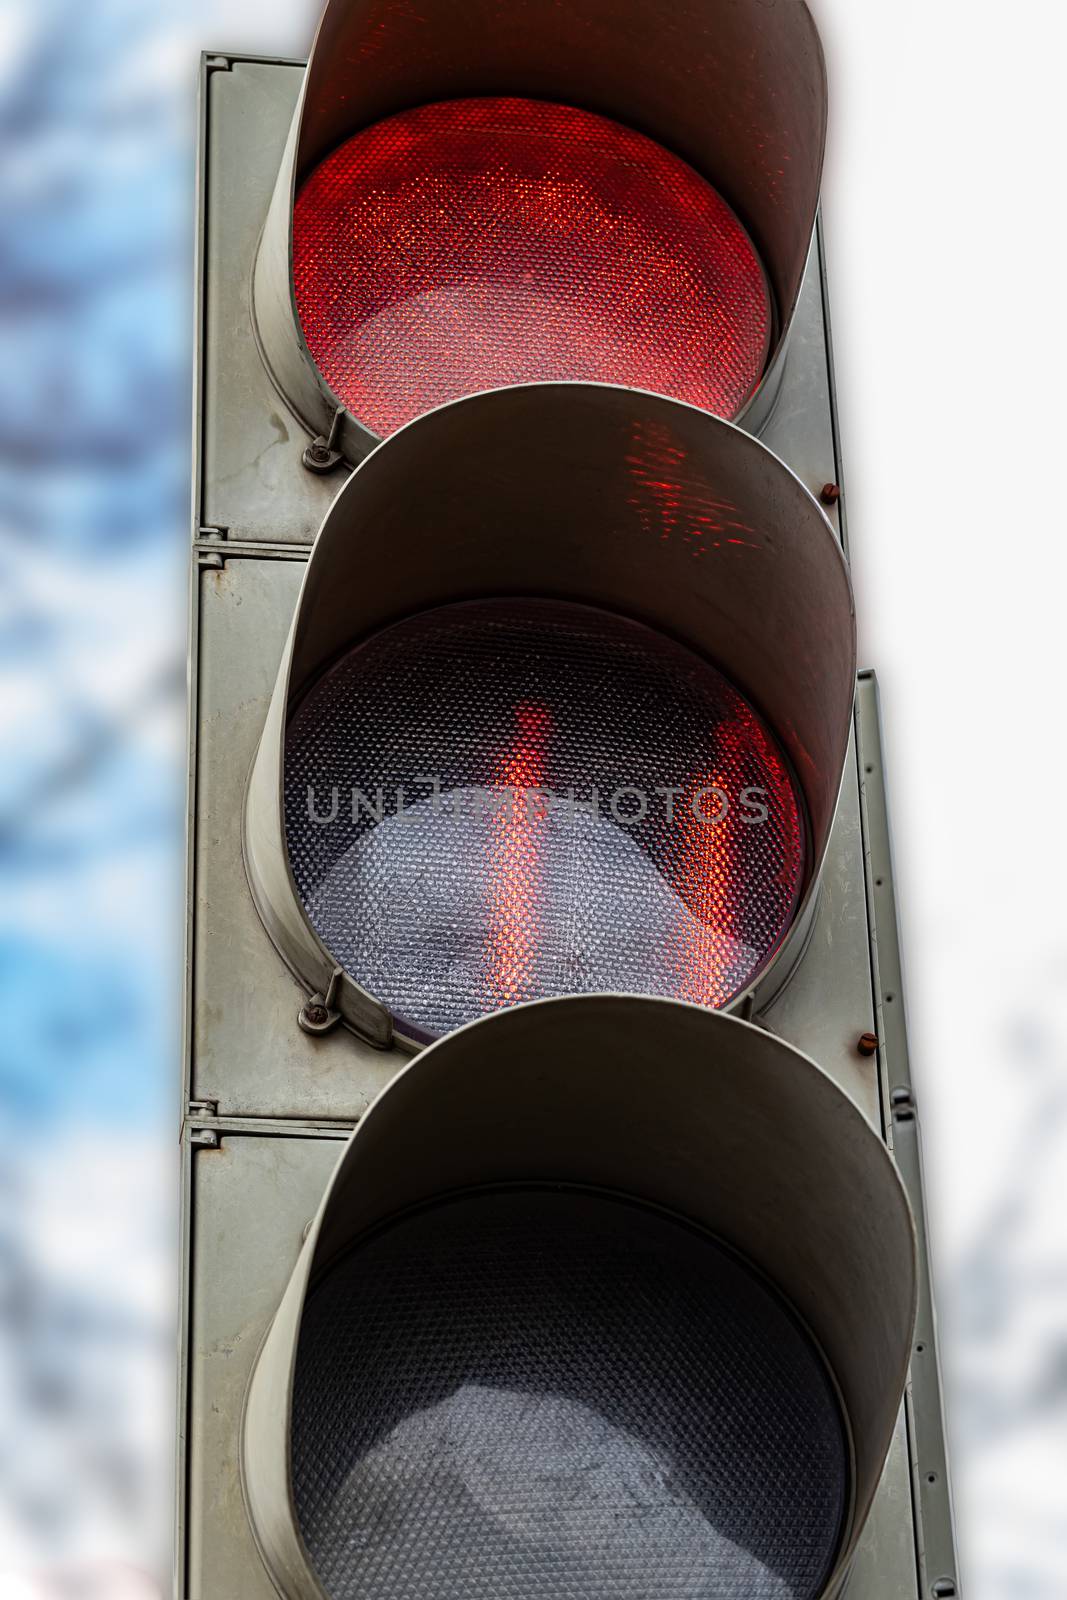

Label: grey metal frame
[193,53,846,549]
[242,383,857,1052]
[180,47,959,1600]
[241,1000,916,1600]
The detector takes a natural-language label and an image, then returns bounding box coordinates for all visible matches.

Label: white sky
[817,2,1067,1593]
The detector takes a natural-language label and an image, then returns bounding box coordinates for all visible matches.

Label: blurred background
[0,0,1063,1595]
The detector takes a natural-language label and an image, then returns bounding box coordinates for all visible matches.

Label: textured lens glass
[284,600,804,1039]
[292,1188,848,1600]
[292,97,771,437]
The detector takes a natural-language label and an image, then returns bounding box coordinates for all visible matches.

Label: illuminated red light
[292,98,772,437]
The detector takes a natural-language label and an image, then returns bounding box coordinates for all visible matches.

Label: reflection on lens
[284,600,805,1037]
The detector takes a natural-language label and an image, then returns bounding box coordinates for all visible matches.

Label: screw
[303,439,339,473]
[820,482,841,506]
[303,1002,330,1028]
[857,1032,879,1057]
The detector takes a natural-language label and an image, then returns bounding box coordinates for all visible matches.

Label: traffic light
[243,998,916,1600]
[251,0,826,463]
[182,3,959,1599]
[243,382,856,1045]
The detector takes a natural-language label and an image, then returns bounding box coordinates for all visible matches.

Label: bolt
[303,439,340,474]
[857,1031,879,1057]
[303,1002,330,1028]
[820,482,841,506]
[932,1582,957,1599]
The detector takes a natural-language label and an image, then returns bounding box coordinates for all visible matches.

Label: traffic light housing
[243,999,915,1600]
[252,0,827,460]
[244,383,856,1045]
[181,5,959,1599]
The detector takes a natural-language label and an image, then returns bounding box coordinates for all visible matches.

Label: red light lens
[292,98,772,437]
[285,601,804,1040]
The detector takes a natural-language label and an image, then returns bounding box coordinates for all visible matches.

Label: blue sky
[0,0,311,1582]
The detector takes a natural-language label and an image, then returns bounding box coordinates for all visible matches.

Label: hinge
[197,528,228,571]
[188,1099,220,1149]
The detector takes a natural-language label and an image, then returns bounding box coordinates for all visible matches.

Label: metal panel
[179,1111,920,1599]
[199,59,349,546]
[242,384,856,1050]
[762,225,846,537]
[858,672,962,1600]
[196,56,843,546]
[763,723,880,1126]
[182,1128,348,1600]
[852,1413,925,1600]
[242,1001,915,1600]
[191,547,875,1125]
[190,550,404,1119]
